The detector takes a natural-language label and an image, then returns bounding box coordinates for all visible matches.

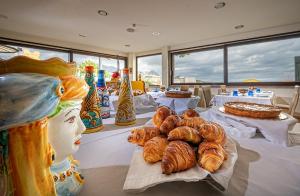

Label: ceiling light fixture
[214,2,226,9]
[126,24,136,33]
[234,25,244,30]
[98,10,108,16]
[152,32,160,36]
[79,34,87,37]
[124,44,131,47]
[0,14,8,19]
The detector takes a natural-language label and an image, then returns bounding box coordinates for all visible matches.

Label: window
[101,57,125,81]
[137,54,162,85]
[172,48,224,83]
[228,37,300,82]
[0,45,69,61]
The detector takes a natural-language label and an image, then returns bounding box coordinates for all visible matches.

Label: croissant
[143,136,168,163]
[168,126,201,144]
[177,117,206,130]
[182,109,199,119]
[153,106,175,128]
[160,115,182,135]
[198,142,226,173]
[161,141,196,174]
[128,127,160,146]
[199,122,226,145]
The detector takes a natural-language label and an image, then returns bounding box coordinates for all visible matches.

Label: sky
[137,54,162,76]
[174,37,300,83]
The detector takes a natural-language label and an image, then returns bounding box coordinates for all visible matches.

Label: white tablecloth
[74,111,300,196]
[211,92,274,107]
[155,95,200,114]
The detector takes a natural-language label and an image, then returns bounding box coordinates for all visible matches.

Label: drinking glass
[248,90,254,96]
[233,90,238,96]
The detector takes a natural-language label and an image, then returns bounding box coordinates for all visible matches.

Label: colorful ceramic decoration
[80,66,104,133]
[115,68,136,126]
[97,70,110,119]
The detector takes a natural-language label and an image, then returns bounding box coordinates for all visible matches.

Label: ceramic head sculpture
[80,65,104,133]
[115,68,136,126]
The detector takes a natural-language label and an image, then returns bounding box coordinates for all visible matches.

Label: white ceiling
[0,0,300,53]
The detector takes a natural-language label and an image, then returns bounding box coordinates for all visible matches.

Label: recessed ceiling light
[214,2,226,9]
[79,34,87,37]
[0,14,8,19]
[234,25,244,30]
[98,10,108,16]
[152,32,160,36]
[124,44,131,47]
[126,28,135,33]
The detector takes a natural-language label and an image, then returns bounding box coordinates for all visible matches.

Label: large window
[73,53,125,81]
[173,48,224,83]
[0,45,69,61]
[228,37,300,82]
[137,54,162,85]
[171,33,300,85]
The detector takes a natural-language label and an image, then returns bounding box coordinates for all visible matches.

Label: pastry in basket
[168,126,201,144]
[182,109,199,119]
[153,106,176,128]
[199,122,226,146]
[128,127,161,146]
[198,142,226,173]
[161,141,196,175]
[143,136,168,164]
[177,117,206,131]
[160,115,182,135]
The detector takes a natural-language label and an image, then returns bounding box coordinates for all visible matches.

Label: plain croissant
[168,126,201,144]
[199,122,226,145]
[128,127,161,146]
[153,106,175,128]
[161,141,196,174]
[198,141,226,173]
[143,136,168,163]
[160,115,182,135]
[177,117,206,130]
[182,109,199,119]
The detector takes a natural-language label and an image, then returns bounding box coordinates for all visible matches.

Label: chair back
[288,86,300,115]
[201,85,212,108]
[131,81,146,94]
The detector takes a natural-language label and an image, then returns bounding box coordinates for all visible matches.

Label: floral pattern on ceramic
[115,68,136,126]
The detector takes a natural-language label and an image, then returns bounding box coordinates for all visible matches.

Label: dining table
[211,91,274,107]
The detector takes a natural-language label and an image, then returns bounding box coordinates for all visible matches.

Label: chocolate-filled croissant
[199,122,226,145]
[182,109,199,119]
[128,127,160,146]
[143,136,168,163]
[198,141,226,173]
[160,115,182,135]
[177,117,206,130]
[161,141,196,174]
[153,106,175,128]
[168,126,201,144]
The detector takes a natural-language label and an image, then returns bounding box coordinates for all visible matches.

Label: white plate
[218,106,288,120]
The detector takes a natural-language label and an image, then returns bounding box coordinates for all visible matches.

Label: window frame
[169,31,300,86]
[136,53,162,86]
[0,37,128,67]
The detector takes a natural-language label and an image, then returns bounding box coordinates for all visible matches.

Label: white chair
[274,86,300,116]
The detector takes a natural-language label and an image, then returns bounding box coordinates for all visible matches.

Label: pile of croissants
[128,106,227,175]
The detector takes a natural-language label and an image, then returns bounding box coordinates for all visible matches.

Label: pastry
[165,91,192,98]
[161,141,196,174]
[198,142,226,173]
[143,136,168,163]
[160,115,182,135]
[153,106,175,128]
[182,109,199,119]
[199,122,226,145]
[168,126,201,144]
[224,102,281,119]
[128,127,160,146]
[177,117,206,130]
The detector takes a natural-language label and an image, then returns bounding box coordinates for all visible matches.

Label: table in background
[211,91,274,107]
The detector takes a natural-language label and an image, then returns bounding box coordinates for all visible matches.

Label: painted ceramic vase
[97,70,110,119]
[80,66,103,133]
[50,156,84,196]
[115,68,136,126]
